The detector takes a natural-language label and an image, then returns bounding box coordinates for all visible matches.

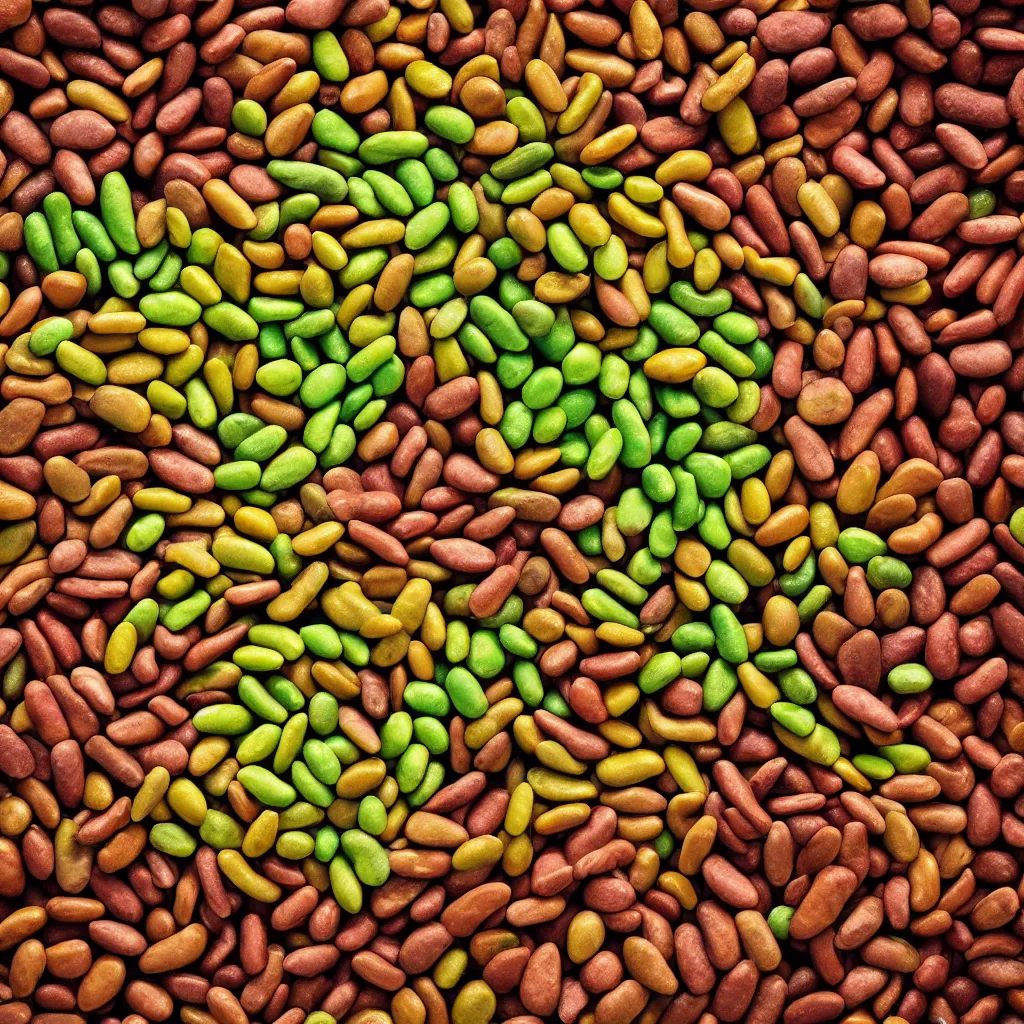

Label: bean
[0,0,1022,1022]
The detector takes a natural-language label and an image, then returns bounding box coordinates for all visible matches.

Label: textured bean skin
[0,0,1024,1022]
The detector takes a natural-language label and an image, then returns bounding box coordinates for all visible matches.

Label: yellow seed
[218,849,281,902]
[797,181,841,237]
[524,59,567,112]
[202,180,257,230]
[67,79,131,121]
[702,54,756,113]
[643,347,705,383]
[608,192,666,238]
[581,124,637,165]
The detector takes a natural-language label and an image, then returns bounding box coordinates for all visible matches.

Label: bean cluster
[0,0,1023,1023]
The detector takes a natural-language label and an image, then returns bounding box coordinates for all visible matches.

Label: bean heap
[0,0,1023,1023]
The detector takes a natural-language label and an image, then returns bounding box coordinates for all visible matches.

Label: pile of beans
[0,0,1023,1022]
